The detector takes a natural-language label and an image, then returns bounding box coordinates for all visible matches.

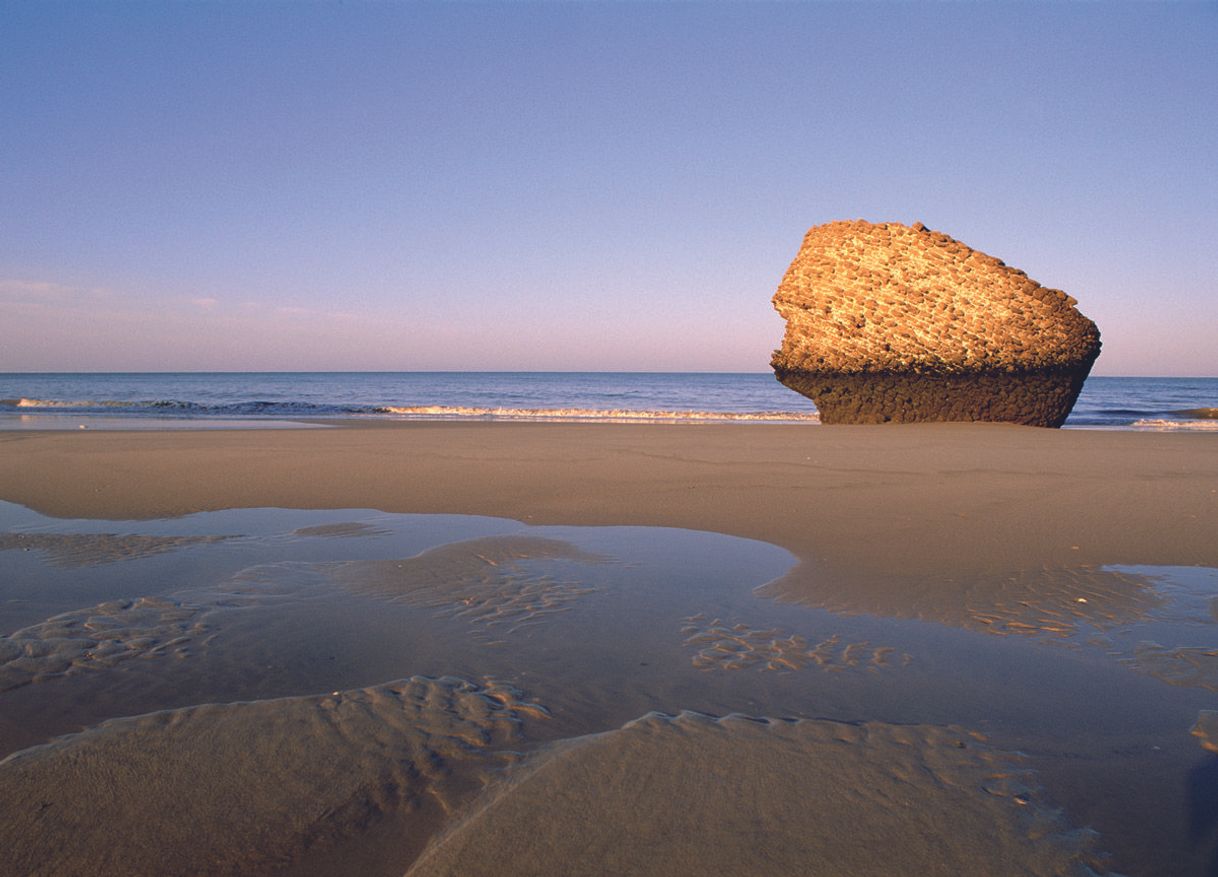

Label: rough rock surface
[771,220,1101,427]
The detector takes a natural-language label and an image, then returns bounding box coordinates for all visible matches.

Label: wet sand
[2,422,1217,876]
[405,712,1104,877]
[2,675,548,877]
[1,422,1214,582]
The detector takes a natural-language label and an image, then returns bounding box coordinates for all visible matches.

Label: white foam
[15,398,97,408]
[1131,418,1218,432]
[375,405,819,423]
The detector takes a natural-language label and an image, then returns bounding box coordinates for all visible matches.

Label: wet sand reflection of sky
[1,500,1217,875]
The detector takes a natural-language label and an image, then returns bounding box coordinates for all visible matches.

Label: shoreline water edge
[1,372,1216,430]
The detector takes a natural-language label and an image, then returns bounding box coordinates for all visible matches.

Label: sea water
[1,372,1215,429]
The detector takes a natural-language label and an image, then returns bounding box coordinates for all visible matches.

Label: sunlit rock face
[771,220,1102,427]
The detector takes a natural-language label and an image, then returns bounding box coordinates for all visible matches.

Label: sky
[1,2,1215,375]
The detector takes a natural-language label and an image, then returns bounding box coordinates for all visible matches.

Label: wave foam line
[10,398,210,410]
[2,398,820,423]
[1131,418,1218,432]
[374,405,820,423]
[11,398,119,408]
[5,398,366,414]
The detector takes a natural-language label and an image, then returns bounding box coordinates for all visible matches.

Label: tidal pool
[0,500,1215,876]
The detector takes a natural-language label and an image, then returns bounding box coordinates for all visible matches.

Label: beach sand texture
[1,422,1217,876]
[333,535,607,631]
[0,676,547,877]
[2,423,1213,580]
[407,712,1103,877]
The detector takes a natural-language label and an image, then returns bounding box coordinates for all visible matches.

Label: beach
[6,0,1216,872]
[2,421,1215,576]
[1,421,1217,875]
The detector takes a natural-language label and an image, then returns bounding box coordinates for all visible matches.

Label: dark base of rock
[774,366,1094,428]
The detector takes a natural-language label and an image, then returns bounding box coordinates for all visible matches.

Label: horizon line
[1,370,1216,380]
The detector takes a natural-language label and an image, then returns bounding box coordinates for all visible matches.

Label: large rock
[771,220,1101,427]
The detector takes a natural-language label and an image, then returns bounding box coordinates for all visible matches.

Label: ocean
[0,372,1215,430]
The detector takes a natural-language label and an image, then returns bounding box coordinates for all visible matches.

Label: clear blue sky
[2,1,1215,374]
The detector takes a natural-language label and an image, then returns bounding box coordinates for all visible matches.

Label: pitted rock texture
[771,220,1101,427]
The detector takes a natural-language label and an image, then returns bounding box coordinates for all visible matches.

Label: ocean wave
[374,405,820,423]
[11,398,129,409]
[1131,418,1218,432]
[1095,407,1158,416]
[2,398,381,417]
[8,397,205,410]
[1,398,818,423]
[1171,408,1218,419]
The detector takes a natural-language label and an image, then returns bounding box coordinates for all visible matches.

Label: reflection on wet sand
[0,531,230,567]
[292,521,390,539]
[1187,712,1218,875]
[765,562,1218,700]
[2,504,1216,875]
[1133,643,1218,692]
[681,614,910,673]
[0,535,609,698]
[0,596,207,692]
[760,563,1163,639]
[334,536,607,632]
[1193,711,1218,753]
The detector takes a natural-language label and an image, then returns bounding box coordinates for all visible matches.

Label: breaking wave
[1131,418,1218,432]
[1172,408,1218,419]
[0,398,818,424]
[374,405,819,423]
[4,398,372,415]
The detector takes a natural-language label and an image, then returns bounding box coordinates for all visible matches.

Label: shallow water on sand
[1,501,1216,876]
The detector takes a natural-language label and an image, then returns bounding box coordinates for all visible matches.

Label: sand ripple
[0,675,548,877]
[681,614,910,673]
[0,536,608,692]
[0,597,207,692]
[1129,643,1218,693]
[0,531,229,567]
[335,536,604,632]
[406,711,1110,876]
[1193,711,1218,753]
[762,564,1162,640]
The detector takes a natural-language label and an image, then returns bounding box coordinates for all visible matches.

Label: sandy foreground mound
[0,695,1114,877]
[407,711,1110,877]
[0,676,548,877]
